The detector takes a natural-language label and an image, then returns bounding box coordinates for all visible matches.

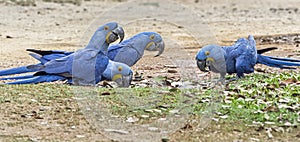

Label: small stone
[40,121,48,125]
[266,128,273,139]
[220,115,228,119]
[212,118,219,122]
[148,127,159,131]
[140,115,149,118]
[250,138,260,142]
[126,117,139,123]
[169,109,179,114]
[76,135,85,138]
[284,121,293,127]
[153,109,162,113]
[145,109,153,113]
[265,121,275,125]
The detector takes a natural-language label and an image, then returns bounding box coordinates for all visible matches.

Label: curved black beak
[115,72,132,88]
[112,26,125,43]
[197,59,209,72]
[154,41,165,57]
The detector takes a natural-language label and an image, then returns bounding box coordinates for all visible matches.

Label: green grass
[0,72,299,127]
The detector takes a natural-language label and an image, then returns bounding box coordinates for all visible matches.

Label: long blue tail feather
[257,54,300,69]
[28,53,49,64]
[0,65,40,76]
[0,75,34,80]
[6,75,66,84]
[264,55,300,63]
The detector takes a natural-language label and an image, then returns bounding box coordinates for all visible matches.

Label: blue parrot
[6,51,133,87]
[0,32,164,79]
[1,22,134,86]
[196,35,300,80]
[107,31,164,66]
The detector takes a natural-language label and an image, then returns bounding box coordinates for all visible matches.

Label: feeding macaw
[196,35,300,80]
[1,22,133,86]
[0,32,164,79]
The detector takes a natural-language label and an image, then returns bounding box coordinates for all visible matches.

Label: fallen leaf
[181,123,193,130]
[263,106,279,112]
[282,78,298,84]
[164,65,177,68]
[101,92,110,96]
[167,69,178,73]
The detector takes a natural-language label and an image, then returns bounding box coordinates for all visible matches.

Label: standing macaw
[196,35,300,80]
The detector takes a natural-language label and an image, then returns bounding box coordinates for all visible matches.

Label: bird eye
[205,51,210,56]
[150,35,155,40]
[104,26,109,30]
[118,66,123,71]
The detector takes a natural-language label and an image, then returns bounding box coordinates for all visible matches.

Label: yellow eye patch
[104,26,109,30]
[150,35,155,40]
[118,66,123,71]
[205,51,210,56]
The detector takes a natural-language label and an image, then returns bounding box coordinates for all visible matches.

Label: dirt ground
[0,0,300,141]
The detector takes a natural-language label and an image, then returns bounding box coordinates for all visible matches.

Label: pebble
[76,135,85,138]
[169,109,179,114]
[148,127,159,131]
[140,115,149,118]
[104,129,129,134]
[126,117,139,123]
[153,109,162,113]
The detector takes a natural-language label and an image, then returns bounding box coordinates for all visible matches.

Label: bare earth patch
[0,0,300,141]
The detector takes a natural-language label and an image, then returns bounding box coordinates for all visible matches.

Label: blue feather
[257,54,300,69]
[6,75,66,84]
[0,65,39,76]
[0,75,34,80]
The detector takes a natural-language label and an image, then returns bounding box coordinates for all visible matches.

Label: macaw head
[127,32,165,57]
[103,22,125,44]
[195,44,226,72]
[143,32,165,57]
[103,61,133,87]
[91,22,125,46]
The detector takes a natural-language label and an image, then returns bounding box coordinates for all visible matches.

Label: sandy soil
[0,0,299,141]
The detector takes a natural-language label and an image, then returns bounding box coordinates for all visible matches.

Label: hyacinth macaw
[1,22,134,86]
[0,32,164,79]
[107,31,164,66]
[6,52,133,87]
[196,35,300,80]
